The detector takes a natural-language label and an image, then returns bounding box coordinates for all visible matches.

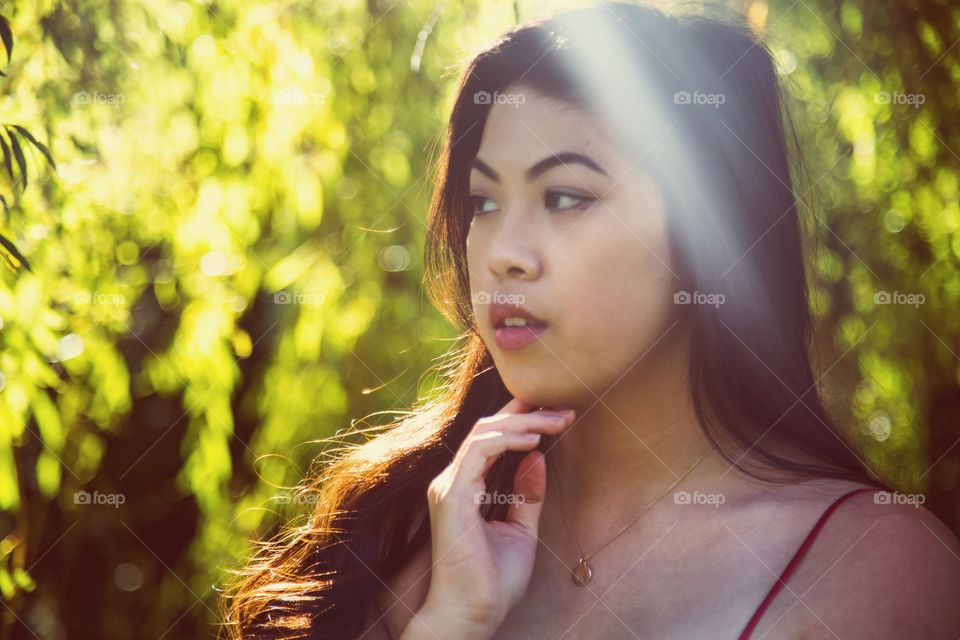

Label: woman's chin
[501,379,577,411]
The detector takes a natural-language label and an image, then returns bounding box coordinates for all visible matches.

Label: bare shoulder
[767,481,960,639]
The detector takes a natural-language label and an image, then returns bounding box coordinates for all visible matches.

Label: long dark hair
[220,3,891,638]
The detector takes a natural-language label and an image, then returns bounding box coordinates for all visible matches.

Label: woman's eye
[544,190,595,211]
[469,191,595,216]
[469,195,498,216]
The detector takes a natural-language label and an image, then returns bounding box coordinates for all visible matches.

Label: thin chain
[550,444,714,563]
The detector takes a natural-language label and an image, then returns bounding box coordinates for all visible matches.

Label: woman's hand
[408,398,575,639]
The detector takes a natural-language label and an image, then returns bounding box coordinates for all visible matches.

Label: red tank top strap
[737,486,882,639]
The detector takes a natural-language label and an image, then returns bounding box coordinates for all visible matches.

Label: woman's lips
[494,325,547,350]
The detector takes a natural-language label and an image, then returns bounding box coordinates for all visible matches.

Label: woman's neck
[545,389,720,522]
[539,331,748,534]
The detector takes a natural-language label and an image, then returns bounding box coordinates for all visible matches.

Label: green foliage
[0,12,57,272]
[779,0,960,493]
[0,0,472,635]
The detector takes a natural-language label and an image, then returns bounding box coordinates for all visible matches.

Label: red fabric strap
[737,486,882,639]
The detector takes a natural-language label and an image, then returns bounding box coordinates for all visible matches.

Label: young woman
[222,3,960,639]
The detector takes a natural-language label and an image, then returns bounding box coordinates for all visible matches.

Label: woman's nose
[487,225,542,281]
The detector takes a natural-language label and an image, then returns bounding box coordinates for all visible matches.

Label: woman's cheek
[575,253,671,353]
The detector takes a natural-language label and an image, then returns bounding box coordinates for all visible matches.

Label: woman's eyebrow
[470,151,609,182]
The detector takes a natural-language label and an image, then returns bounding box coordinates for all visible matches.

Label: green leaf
[36,451,61,499]
[11,125,55,169]
[7,130,25,189]
[0,16,12,66]
[31,391,64,451]
[0,445,19,510]
[0,567,13,599]
[7,130,28,189]
[0,131,13,184]
[0,233,30,272]
[12,568,35,592]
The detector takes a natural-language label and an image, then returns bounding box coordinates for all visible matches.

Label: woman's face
[466,83,684,409]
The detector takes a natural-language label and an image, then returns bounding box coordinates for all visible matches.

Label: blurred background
[0,0,958,637]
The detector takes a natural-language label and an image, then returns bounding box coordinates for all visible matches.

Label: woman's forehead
[476,90,625,172]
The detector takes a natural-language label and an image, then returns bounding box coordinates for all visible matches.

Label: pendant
[572,557,592,587]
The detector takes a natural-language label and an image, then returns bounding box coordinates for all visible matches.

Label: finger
[457,414,570,476]
[476,414,569,476]
[470,414,573,479]
[494,397,534,416]
[466,397,534,437]
[428,431,541,536]
[473,410,575,436]
[504,449,547,536]
[453,430,544,491]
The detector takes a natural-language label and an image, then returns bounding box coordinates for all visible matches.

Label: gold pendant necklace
[550,445,714,587]
[572,557,593,587]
